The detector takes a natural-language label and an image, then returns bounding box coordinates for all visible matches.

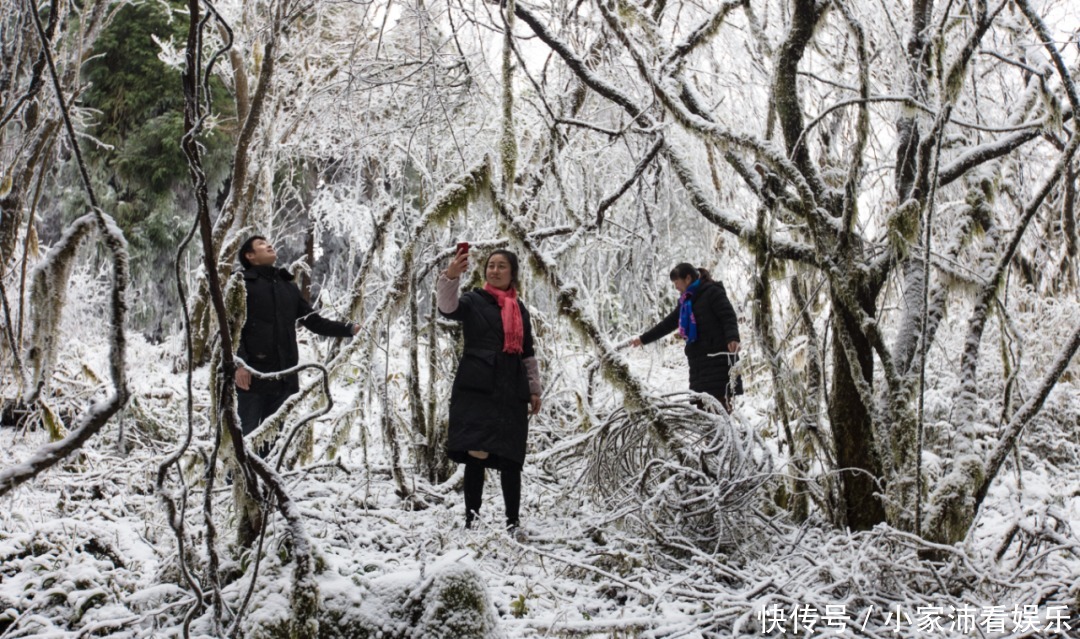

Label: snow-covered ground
[2,327,1078,638]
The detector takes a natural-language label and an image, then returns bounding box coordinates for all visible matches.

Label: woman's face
[485,254,514,290]
[672,275,695,294]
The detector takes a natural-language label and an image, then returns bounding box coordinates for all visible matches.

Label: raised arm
[438,249,471,320]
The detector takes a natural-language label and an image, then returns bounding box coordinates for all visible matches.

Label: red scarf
[483,283,524,354]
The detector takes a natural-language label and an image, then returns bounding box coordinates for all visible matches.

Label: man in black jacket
[234,235,358,448]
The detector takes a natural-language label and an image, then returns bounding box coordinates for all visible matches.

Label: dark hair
[668,262,713,283]
[486,249,521,289]
[238,235,267,269]
[669,262,699,282]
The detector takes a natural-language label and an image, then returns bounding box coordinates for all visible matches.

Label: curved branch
[0,0,58,133]
[231,358,334,472]
[662,1,742,72]
[595,136,663,228]
[833,0,870,242]
[1015,0,1080,114]
[979,320,1080,504]
[769,0,829,201]
[595,1,822,220]
[156,211,210,627]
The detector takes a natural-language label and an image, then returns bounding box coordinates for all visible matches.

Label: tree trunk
[827,296,887,530]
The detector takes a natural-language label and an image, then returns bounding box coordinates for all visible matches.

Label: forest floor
[1,336,1078,638]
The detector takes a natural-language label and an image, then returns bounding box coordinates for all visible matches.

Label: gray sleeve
[523,356,542,396]
[437,272,463,316]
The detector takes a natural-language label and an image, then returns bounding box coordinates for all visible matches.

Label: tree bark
[827,295,887,530]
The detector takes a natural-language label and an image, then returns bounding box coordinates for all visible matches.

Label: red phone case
[456,242,470,254]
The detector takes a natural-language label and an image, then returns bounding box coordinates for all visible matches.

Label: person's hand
[727,340,741,354]
[351,323,360,335]
[235,366,251,391]
[630,337,643,347]
[446,249,469,279]
[529,394,541,415]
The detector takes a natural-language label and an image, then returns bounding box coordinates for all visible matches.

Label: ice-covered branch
[975,322,1080,512]
[0,0,57,135]
[229,358,335,472]
[766,0,830,203]
[514,3,815,262]
[955,124,1080,428]
[344,204,396,325]
[1015,0,1080,114]
[500,0,517,193]
[833,0,870,241]
[596,0,824,228]
[594,136,663,229]
[662,1,742,72]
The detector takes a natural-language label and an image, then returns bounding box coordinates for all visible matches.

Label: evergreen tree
[78,1,233,336]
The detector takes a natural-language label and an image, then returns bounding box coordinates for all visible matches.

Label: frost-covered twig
[1015,0,1080,116]
[595,137,663,229]
[972,322,1080,515]
[0,0,57,139]
[343,204,396,325]
[662,1,742,72]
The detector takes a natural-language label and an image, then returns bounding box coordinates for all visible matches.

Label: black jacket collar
[244,265,294,281]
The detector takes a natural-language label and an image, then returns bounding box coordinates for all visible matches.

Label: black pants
[237,390,289,456]
[463,458,521,529]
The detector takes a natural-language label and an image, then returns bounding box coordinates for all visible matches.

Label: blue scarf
[678,279,701,343]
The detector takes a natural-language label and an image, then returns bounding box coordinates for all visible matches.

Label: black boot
[464,460,485,529]
[500,467,521,530]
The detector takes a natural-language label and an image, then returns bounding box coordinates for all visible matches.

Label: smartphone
[456,242,470,255]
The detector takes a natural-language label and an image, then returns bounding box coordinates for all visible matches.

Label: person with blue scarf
[631,263,742,412]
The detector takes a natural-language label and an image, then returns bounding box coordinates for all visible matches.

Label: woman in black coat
[632,263,742,412]
[437,248,542,529]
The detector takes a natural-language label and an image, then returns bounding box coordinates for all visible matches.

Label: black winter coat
[237,266,354,395]
[640,280,742,399]
[440,289,535,467]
